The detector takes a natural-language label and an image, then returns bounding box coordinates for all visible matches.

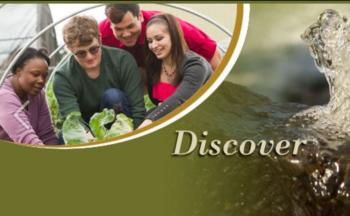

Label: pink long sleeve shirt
[0,78,58,145]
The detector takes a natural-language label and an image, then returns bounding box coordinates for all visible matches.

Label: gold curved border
[2,3,245,149]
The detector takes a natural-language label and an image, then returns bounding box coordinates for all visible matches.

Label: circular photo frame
[0,3,250,149]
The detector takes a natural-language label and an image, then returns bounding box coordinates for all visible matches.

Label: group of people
[0,4,220,145]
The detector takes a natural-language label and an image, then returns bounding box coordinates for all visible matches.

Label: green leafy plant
[46,81,147,145]
[144,94,156,111]
[106,113,133,138]
[62,109,133,145]
[89,109,115,140]
[45,83,63,131]
[62,112,89,145]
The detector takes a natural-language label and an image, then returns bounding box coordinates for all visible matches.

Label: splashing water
[290,9,350,147]
[283,10,350,214]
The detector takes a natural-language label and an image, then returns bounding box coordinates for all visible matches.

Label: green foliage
[89,109,115,140]
[46,80,139,144]
[106,113,133,138]
[62,112,89,145]
[47,88,152,132]
[144,94,156,111]
[45,83,63,131]
[62,109,133,145]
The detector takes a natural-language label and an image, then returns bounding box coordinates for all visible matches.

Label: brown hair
[105,4,140,24]
[63,15,100,47]
[145,13,188,85]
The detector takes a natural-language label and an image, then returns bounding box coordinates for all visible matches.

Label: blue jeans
[99,88,131,117]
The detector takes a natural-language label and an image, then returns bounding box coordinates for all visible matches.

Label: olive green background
[0,122,192,215]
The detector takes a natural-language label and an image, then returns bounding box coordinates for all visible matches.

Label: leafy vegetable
[61,109,134,145]
[106,113,133,138]
[62,112,89,145]
[89,109,115,140]
[45,83,63,131]
[144,94,156,111]
[46,80,138,144]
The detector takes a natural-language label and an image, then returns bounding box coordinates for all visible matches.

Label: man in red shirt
[99,4,222,70]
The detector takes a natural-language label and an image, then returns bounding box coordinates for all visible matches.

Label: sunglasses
[74,45,101,59]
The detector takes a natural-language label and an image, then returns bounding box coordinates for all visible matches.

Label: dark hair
[105,4,140,24]
[11,48,50,74]
[145,13,188,85]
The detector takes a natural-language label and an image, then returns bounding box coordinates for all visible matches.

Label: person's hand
[138,119,153,129]
[86,130,94,140]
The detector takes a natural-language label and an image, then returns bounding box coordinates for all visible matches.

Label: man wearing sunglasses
[53,15,145,132]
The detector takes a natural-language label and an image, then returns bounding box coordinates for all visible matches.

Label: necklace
[162,63,176,77]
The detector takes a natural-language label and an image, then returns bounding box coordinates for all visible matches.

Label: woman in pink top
[0,48,58,145]
[139,14,212,128]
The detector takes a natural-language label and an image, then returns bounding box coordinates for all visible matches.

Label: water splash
[283,10,350,214]
[291,9,350,147]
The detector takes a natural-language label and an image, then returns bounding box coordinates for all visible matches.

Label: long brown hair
[145,13,188,85]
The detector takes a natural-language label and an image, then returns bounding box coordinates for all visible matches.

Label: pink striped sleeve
[0,91,44,145]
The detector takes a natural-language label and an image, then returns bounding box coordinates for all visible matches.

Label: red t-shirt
[99,10,217,67]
